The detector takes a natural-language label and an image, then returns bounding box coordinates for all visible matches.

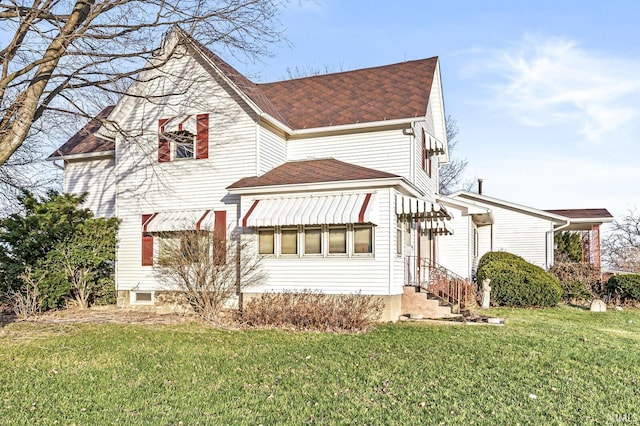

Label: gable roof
[227,158,400,190]
[51,29,439,159]
[187,37,291,126]
[256,58,437,129]
[544,209,613,220]
[48,106,115,159]
[450,191,569,223]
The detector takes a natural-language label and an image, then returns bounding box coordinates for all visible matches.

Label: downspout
[403,126,415,184]
[546,219,571,269]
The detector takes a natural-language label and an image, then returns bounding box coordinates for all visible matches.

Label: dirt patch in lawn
[1,305,199,326]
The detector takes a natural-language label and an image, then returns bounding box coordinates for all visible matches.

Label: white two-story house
[50,27,612,320]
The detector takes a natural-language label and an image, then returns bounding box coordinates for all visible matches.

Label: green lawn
[1,306,639,425]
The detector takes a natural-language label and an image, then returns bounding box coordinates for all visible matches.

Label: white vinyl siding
[240,189,402,296]
[478,204,555,269]
[456,196,558,270]
[63,157,116,218]
[112,49,256,292]
[437,209,473,279]
[412,120,438,197]
[257,124,286,174]
[287,129,412,187]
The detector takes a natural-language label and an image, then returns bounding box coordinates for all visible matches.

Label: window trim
[163,130,196,161]
[303,226,323,256]
[353,224,374,256]
[280,227,299,256]
[258,227,276,256]
[328,225,348,256]
[255,224,375,258]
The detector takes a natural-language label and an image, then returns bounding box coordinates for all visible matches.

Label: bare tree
[155,229,265,323]
[0,0,288,167]
[603,209,640,273]
[439,115,469,195]
[285,63,348,79]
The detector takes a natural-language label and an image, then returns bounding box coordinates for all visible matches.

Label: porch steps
[401,286,461,320]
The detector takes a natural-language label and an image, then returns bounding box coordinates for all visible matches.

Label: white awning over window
[395,194,452,220]
[242,193,377,227]
[145,210,213,233]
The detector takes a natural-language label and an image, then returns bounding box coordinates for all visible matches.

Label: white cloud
[464,35,640,142]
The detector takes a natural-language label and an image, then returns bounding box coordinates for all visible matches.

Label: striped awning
[144,210,214,233]
[395,194,452,220]
[242,193,377,227]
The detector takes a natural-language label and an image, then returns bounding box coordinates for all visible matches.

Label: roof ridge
[174,27,291,127]
[257,56,439,86]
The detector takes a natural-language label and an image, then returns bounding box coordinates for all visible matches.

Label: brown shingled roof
[48,106,115,158]
[545,209,614,220]
[186,35,291,126]
[187,28,437,129]
[53,30,438,157]
[257,58,437,129]
[227,158,400,189]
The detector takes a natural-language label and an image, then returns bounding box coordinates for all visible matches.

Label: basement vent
[131,291,154,305]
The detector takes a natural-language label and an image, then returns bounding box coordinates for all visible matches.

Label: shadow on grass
[0,313,18,328]
[566,303,590,311]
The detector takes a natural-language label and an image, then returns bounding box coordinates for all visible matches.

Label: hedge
[607,274,640,303]
[476,251,562,307]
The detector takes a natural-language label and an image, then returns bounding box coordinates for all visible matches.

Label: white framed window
[404,221,412,247]
[258,228,275,255]
[130,291,154,305]
[281,228,298,255]
[328,226,347,255]
[256,225,375,257]
[304,227,322,255]
[157,231,210,265]
[396,222,403,256]
[354,225,374,255]
[165,130,195,160]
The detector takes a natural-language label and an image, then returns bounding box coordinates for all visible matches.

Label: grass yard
[1,306,639,425]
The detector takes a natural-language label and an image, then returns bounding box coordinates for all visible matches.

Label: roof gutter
[227,177,424,197]
[284,117,415,137]
[47,150,115,162]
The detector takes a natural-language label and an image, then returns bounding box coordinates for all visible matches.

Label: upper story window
[158,114,209,162]
[421,128,432,177]
[165,130,195,160]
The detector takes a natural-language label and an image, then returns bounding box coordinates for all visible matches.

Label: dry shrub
[549,262,602,301]
[241,290,385,332]
[155,229,264,324]
[4,267,43,319]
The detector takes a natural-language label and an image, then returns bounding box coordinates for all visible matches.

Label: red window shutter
[421,128,426,170]
[213,210,226,265]
[142,214,154,266]
[158,118,170,163]
[196,114,209,159]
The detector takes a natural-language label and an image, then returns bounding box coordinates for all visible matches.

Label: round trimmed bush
[476,251,562,307]
[607,274,640,303]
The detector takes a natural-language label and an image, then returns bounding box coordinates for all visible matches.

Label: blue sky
[2,1,637,222]
[241,0,640,221]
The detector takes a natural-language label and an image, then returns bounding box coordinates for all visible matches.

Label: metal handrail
[404,256,471,312]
